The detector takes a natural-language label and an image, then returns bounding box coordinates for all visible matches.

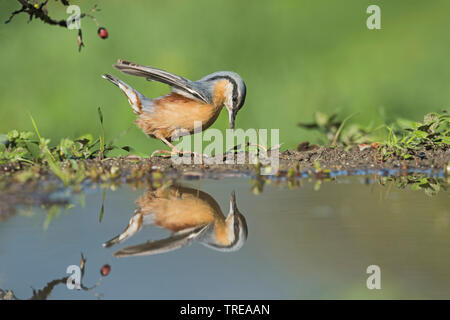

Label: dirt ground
[0,145,449,179]
[88,145,450,175]
[279,144,449,171]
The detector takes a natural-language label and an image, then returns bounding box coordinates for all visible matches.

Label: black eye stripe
[208,75,238,104]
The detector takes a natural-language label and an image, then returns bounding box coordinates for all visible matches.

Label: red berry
[98,27,108,39]
[100,264,111,276]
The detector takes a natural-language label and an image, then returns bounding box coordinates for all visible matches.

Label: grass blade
[29,113,41,140]
[330,113,357,147]
[98,107,105,159]
[99,190,106,223]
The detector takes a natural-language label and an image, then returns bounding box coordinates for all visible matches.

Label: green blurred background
[1,0,450,154]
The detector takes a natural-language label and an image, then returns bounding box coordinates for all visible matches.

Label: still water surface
[0,175,449,299]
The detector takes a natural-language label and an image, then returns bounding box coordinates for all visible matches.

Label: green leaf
[314,161,321,170]
[411,122,421,130]
[76,133,94,145]
[121,146,133,152]
[414,130,428,139]
[25,141,40,161]
[411,183,421,191]
[7,130,19,141]
[424,113,439,124]
[314,112,329,127]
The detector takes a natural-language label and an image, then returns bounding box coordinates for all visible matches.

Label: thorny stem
[6,0,102,51]
[29,253,102,300]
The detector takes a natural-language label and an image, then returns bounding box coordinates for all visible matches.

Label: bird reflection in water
[103,185,248,257]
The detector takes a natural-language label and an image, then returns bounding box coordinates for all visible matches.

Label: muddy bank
[280,144,449,171]
[1,146,448,179]
[100,145,449,176]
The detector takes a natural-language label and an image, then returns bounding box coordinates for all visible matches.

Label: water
[0,174,449,299]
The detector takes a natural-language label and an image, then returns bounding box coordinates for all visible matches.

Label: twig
[6,1,103,51]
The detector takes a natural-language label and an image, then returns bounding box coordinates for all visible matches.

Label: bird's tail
[102,210,145,248]
[102,74,150,115]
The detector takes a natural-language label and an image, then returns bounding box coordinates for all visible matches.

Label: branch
[6,0,104,51]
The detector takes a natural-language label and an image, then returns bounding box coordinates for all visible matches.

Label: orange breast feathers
[136,189,223,233]
[134,80,230,139]
[136,187,232,246]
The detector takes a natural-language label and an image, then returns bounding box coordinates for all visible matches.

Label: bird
[102,60,247,156]
[103,185,248,257]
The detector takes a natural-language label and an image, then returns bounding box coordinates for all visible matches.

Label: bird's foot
[181,151,209,159]
[150,149,179,158]
[150,149,209,162]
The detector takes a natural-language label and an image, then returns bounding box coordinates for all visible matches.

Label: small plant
[1,130,97,165]
[298,112,342,143]
[298,111,449,158]
[379,175,448,197]
[0,109,133,167]
[0,109,135,188]
[0,130,35,164]
[298,111,378,147]
[382,111,449,159]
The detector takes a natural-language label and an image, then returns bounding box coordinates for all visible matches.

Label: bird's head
[201,71,246,129]
[200,191,248,252]
[226,191,248,250]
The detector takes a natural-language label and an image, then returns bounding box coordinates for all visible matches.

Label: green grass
[297,110,449,158]
[0,108,135,187]
[382,111,449,159]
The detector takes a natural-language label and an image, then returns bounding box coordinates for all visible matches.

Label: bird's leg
[160,137,179,152]
[151,137,208,163]
[151,137,182,157]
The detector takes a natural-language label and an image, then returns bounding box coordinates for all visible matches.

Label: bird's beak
[228,108,237,130]
[229,191,237,215]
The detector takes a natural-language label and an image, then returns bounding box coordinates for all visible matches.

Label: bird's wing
[113,59,210,104]
[113,224,210,258]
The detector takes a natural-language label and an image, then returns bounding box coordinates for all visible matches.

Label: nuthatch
[103,186,248,257]
[102,60,247,155]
